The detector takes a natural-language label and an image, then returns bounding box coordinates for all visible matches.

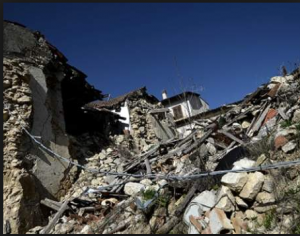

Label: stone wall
[127,97,160,152]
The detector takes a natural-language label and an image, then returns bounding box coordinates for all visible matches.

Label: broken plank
[249,103,272,134]
[41,199,61,212]
[156,181,199,234]
[223,106,254,128]
[40,200,70,234]
[182,129,214,155]
[144,158,152,175]
[278,107,288,120]
[218,130,245,145]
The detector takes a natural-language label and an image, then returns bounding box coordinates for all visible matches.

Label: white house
[161,90,210,136]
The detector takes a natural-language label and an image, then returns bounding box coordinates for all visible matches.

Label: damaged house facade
[84,87,177,151]
[161,90,210,136]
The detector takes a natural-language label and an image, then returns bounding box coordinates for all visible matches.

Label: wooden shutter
[173,105,183,120]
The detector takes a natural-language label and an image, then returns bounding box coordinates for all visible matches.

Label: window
[172,105,184,120]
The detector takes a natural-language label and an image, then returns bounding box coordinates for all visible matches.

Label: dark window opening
[173,105,184,120]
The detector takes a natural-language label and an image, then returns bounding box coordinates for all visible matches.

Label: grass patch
[281,120,293,128]
[142,189,157,201]
[263,209,276,230]
[294,225,300,234]
[157,195,170,208]
[246,134,274,159]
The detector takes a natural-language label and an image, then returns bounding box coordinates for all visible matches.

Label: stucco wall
[164,94,209,120]
[112,100,131,130]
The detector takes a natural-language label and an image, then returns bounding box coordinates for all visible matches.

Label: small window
[173,105,184,120]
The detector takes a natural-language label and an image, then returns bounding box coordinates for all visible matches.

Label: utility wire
[22,127,300,181]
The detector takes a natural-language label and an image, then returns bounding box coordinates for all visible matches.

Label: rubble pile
[3,20,300,235]
[25,67,300,234]
[184,157,299,234]
[3,20,105,234]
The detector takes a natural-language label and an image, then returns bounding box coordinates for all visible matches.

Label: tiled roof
[84,87,157,110]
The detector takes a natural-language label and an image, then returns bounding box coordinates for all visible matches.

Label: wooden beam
[248,103,271,135]
[40,199,61,212]
[218,130,245,145]
[144,158,152,175]
[40,200,70,234]
[278,108,288,120]
[182,129,214,155]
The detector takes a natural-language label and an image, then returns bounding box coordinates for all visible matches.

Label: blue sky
[4,3,300,108]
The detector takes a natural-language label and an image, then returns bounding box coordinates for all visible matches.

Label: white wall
[166,99,191,120]
[176,123,196,138]
[112,100,131,130]
[164,94,209,121]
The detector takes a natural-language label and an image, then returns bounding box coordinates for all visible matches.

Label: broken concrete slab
[192,190,217,212]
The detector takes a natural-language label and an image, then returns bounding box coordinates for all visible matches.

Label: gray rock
[232,158,255,170]
[221,172,248,192]
[124,182,145,196]
[282,142,297,153]
[140,179,152,186]
[3,80,12,89]
[255,192,276,204]
[235,196,248,208]
[245,210,258,220]
[216,186,236,212]
[200,144,208,157]
[3,110,9,122]
[192,190,217,212]
[262,176,275,193]
[207,208,234,234]
[239,172,264,200]
[270,76,288,84]
[80,225,92,234]
[206,143,217,155]
[104,175,116,185]
[98,152,106,160]
[292,110,300,123]
[242,121,251,129]
[17,95,31,104]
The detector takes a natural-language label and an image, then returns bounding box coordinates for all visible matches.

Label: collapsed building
[3,20,300,235]
[160,90,210,136]
[3,20,107,233]
[85,87,178,151]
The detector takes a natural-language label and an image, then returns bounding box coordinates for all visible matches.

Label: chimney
[162,90,168,100]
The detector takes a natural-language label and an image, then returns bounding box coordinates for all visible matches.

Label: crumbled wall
[3,21,104,234]
[3,59,47,234]
[127,97,160,151]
